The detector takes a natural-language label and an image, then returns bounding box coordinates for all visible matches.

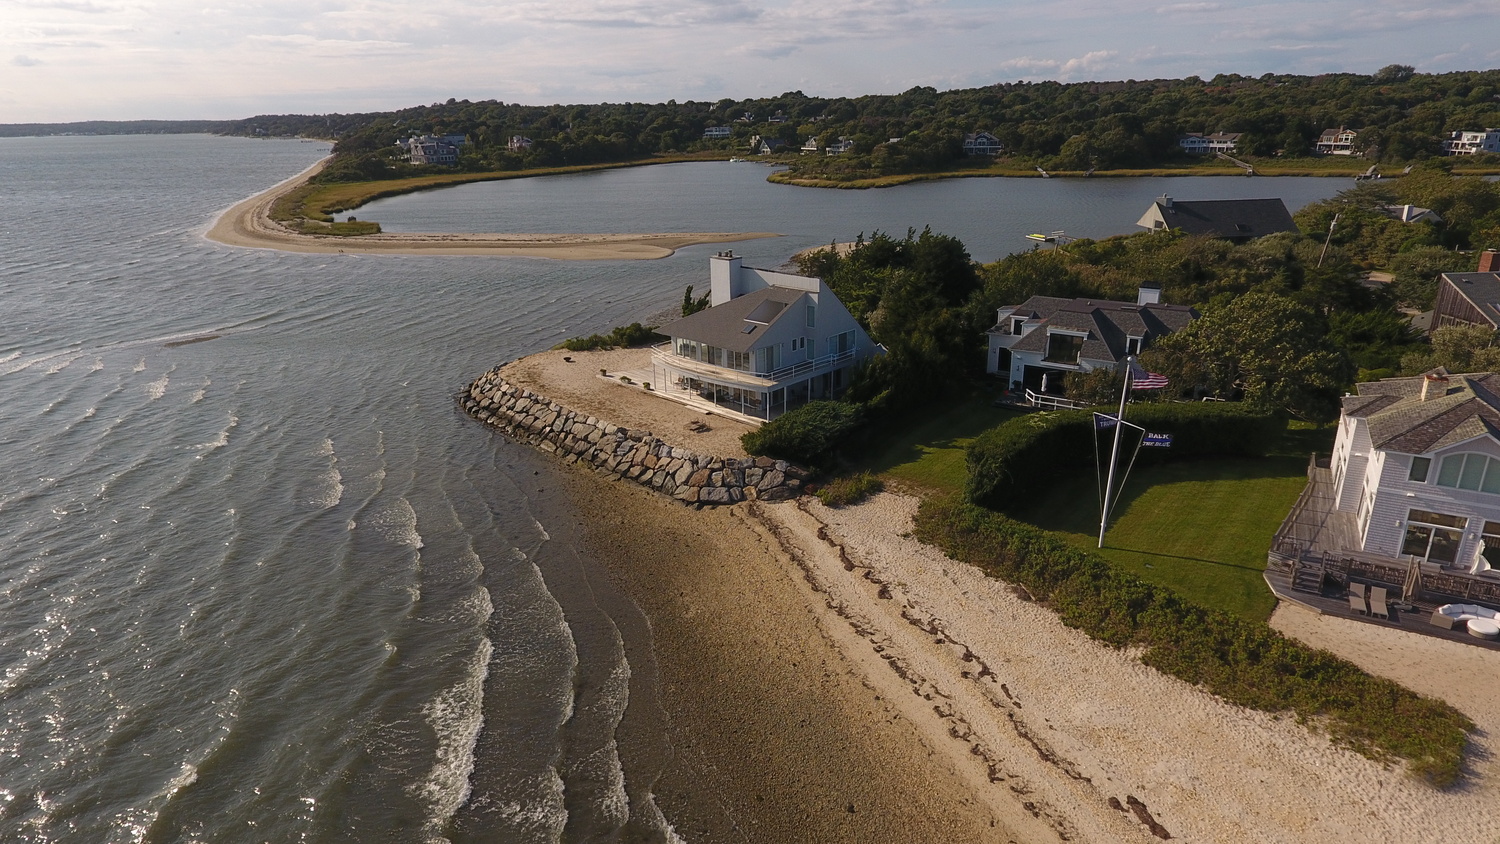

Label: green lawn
[856,400,1331,621]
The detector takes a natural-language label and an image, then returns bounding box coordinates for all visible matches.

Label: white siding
[1363,436,1500,562]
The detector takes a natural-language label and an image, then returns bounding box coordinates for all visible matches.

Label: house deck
[1267,456,1500,647]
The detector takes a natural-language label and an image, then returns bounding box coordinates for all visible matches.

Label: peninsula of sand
[205,157,777,260]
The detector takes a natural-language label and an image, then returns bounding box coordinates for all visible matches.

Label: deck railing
[1024,389,1085,410]
[651,343,858,387]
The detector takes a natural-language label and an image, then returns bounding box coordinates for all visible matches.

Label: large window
[1435,452,1500,494]
[1408,456,1431,483]
[1401,508,1466,565]
[1044,332,1084,364]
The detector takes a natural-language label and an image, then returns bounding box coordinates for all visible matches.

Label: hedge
[912,496,1473,787]
[560,322,664,352]
[966,402,1286,510]
[742,400,862,466]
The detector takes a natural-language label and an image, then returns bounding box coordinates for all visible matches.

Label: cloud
[246,34,412,56]
[12,54,42,65]
[1155,2,1221,12]
[998,49,1118,79]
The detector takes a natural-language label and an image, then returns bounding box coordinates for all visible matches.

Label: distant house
[650,253,879,421]
[962,132,1004,156]
[800,137,820,154]
[768,111,787,124]
[1135,195,1298,243]
[1377,204,1443,225]
[825,136,855,155]
[1178,132,1241,155]
[750,135,787,155]
[1444,129,1500,156]
[402,133,466,165]
[1316,127,1359,155]
[508,135,533,151]
[733,112,756,124]
[1432,253,1500,333]
[703,126,733,140]
[985,286,1196,395]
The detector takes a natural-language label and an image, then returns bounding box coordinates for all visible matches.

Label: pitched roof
[1348,370,1500,453]
[998,295,1196,363]
[658,286,806,354]
[1140,198,1298,240]
[1438,272,1500,327]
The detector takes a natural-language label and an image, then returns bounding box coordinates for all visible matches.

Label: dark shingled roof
[1438,272,1500,327]
[1142,198,1298,241]
[1348,370,1500,453]
[658,286,806,354]
[997,295,1196,363]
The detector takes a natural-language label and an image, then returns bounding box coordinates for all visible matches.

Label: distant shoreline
[203,156,778,260]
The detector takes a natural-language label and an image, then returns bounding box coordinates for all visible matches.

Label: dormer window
[1012,318,1025,335]
[1126,336,1143,356]
[1044,331,1085,364]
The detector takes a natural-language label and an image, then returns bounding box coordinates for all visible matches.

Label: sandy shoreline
[204,157,777,260]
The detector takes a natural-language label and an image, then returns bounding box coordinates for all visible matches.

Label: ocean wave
[369,498,423,550]
[191,377,209,403]
[146,373,169,400]
[192,414,237,458]
[133,358,146,373]
[306,438,343,508]
[44,355,78,375]
[412,633,493,835]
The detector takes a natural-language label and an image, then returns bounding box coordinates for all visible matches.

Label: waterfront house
[826,136,856,155]
[1135,195,1298,243]
[1178,132,1241,155]
[750,135,787,155]
[1444,129,1500,156]
[651,253,878,421]
[985,286,1196,396]
[962,132,1004,156]
[508,135,533,151]
[703,126,733,140]
[1431,252,1500,333]
[404,133,466,165]
[1377,204,1443,225]
[1315,127,1359,155]
[800,137,820,154]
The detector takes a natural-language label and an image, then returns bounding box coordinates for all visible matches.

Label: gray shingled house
[1327,370,1500,576]
[1431,251,1500,333]
[986,286,1196,396]
[1135,195,1298,243]
[651,253,877,421]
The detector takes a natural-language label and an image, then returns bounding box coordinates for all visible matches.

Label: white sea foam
[90,357,104,372]
[412,628,493,833]
[44,355,78,375]
[306,438,343,508]
[132,358,146,373]
[192,414,237,457]
[532,518,551,542]
[191,377,209,403]
[146,373,169,400]
[369,498,422,549]
[0,350,19,365]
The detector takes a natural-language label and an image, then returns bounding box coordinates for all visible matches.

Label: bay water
[0,135,1345,843]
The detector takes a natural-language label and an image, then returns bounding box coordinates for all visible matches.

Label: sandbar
[205,157,777,260]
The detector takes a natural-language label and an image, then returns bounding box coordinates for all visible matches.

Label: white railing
[652,343,858,385]
[1024,389,1084,410]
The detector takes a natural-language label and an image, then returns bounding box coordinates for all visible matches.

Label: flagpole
[1099,355,1133,548]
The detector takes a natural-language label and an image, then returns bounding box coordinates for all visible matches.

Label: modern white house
[703,126,733,140]
[650,253,878,421]
[1327,371,1500,576]
[985,286,1196,395]
[1444,129,1500,156]
[1177,132,1241,155]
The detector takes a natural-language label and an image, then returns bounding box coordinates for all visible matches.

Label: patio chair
[1429,611,1457,630]
[1348,581,1367,616]
[1370,586,1389,620]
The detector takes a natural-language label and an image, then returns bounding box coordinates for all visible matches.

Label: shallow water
[0,135,1346,843]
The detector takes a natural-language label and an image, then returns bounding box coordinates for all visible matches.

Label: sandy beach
[489,340,1500,842]
[204,157,777,260]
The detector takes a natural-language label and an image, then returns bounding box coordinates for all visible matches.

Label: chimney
[1422,372,1450,402]
[1480,249,1500,273]
[1137,283,1162,306]
[1159,194,1173,209]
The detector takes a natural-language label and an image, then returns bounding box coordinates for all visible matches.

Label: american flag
[1129,361,1169,390]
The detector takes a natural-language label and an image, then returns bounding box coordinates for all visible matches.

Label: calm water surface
[0,136,1346,843]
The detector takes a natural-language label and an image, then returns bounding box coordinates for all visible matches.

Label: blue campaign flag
[1142,432,1173,448]
[1093,412,1118,430]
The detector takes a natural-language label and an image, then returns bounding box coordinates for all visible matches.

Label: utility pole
[1317,212,1340,268]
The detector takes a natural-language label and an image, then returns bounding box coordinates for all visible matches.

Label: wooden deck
[1265,568,1500,651]
[1266,455,1500,649]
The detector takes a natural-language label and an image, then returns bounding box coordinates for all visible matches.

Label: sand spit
[744,492,1500,843]
[204,157,776,259]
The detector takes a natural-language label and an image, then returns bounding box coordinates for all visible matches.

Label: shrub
[560,322,665,352]
[741,401,863,465]
[816,472,884,507]
[913,497,1473,787]
[966,402,1285,510]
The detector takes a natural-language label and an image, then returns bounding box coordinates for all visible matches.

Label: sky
[3,0,1499,123]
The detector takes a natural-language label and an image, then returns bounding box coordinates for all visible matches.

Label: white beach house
[651,253,877,421]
